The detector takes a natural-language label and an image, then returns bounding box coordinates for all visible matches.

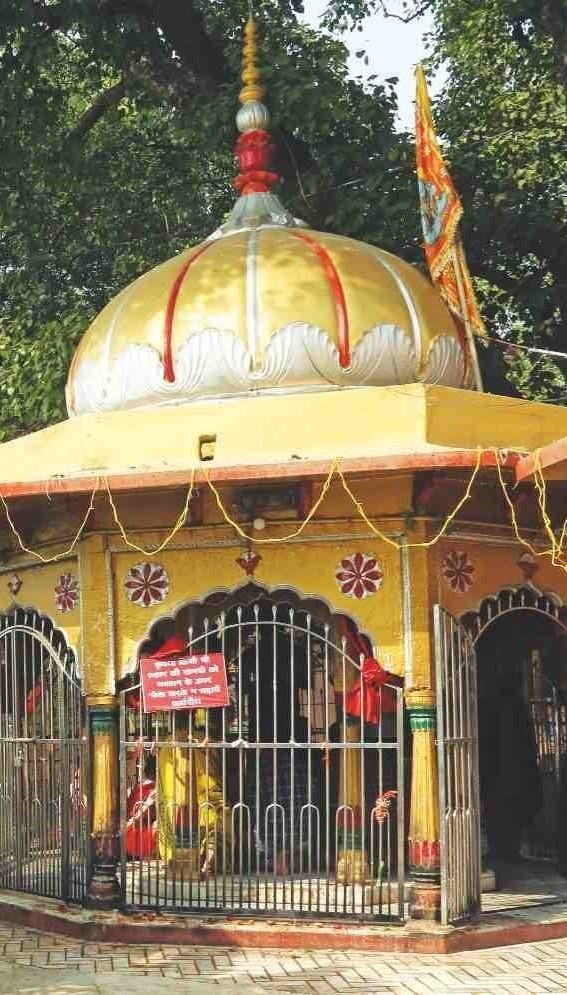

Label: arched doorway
[0,607,88,902]
[118,583,405,920]
[462,588,567,906]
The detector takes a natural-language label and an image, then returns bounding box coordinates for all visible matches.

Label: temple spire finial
[239,15,264,107]
[215,13,299,233]
[233,15,278,195]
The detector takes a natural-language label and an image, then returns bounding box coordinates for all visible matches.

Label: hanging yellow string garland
[1,446,567,571]
[337,447,483,550]
[0,481,99,564]
[493,449,567,573]
[104,469,196,556]
[203,459,339,544]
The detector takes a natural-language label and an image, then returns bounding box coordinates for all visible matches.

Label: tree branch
[146,0,229,87]
[377,0,433,24]
[64,75,133,145]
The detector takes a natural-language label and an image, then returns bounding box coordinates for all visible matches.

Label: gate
[434,605,481,924]
[0,608,88,902]
[528,650,567,859]
[120,601,405,919]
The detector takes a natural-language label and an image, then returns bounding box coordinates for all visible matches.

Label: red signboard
[140,652,229,713]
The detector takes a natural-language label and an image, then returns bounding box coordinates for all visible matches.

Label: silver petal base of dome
[66,323,465,417]
[211,191,303,237]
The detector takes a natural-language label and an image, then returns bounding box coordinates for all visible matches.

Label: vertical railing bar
[38,636,47,898]
[220,613,228,911]
[22,617,31,894]
[434,605,448,926]
[289,609,295,915]
[186,625,194,912]
[154,708,161,910]
[11,622,23,891]
[324,624,331,916]
[360,649,367,918]
[271,605,278,912]
[452,621,461,919]
[254,605,260,912]
[237,606,244,912]
[306,614,312,913]
[378,690,384,915]
[0,626,7,888]
[119,690,127,909]
[137,686,144,908]
[59,660,70,901]
[469,634,481,915]
[448,615,457,922]
[396,685,405,921]
[47,627,56,898]
[203,616,211,912]
[341,635,347,915]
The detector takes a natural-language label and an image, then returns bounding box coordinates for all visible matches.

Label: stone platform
[0,861,566,955]
[0,889,567,954]
[123,865,403,919]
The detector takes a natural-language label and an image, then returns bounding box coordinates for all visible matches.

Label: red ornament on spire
[233,16,279,196]
[233,131,278,195]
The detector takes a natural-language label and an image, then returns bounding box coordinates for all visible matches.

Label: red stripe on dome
[291,231,350,369]
[163,243,213,382]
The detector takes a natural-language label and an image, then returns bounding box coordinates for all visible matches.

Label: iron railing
[0,609,88,902]
[435,604,481,925]
[120,604,405,920]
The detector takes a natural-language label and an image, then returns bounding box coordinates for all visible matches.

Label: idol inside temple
[1,14,567,937]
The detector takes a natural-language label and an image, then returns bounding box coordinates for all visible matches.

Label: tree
[0,0,418,440]
[327,0,567,402]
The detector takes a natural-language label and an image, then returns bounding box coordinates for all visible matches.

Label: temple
[1,17,567,931]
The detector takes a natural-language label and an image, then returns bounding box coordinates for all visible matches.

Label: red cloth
[125,779,157,859]
[26,681,43,715]
[150,635,186,659]
[344,657,391,724]
[338,615,403,722]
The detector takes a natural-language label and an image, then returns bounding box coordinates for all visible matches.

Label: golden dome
[66,224,466,417]
[66,16,467,418]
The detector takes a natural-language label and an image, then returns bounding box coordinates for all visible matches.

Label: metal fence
[0,608,88,902]
[528,653,567,859]
[435,605,481,925]
[120,602,405,920]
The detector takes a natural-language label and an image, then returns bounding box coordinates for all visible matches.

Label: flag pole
[451,244,484,392]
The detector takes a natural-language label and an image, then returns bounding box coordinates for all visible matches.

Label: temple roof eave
[0,384,565,503]
[516,436,567,484]
[0,449,521,502]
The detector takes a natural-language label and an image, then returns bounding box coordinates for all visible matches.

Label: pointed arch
[122,579,374,680]
[461,584,567,644]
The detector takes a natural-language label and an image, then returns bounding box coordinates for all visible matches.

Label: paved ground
[3,923,567,995]
[482,861,567,914]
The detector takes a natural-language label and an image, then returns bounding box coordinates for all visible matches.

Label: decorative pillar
[337,718,368,884]
[79,534,120,908]
[406,687,440,920]
[86,693,120,908]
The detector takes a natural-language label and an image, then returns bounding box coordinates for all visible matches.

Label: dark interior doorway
[476,609,567,903]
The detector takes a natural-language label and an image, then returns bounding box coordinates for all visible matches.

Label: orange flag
[415,65,486,340]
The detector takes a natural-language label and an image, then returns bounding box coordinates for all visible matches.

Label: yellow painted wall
[110,526,405,686]
[404,537,436,689]
[79,535,114,697]
[0,473,416,696]
[0,558,80,657]
[434,536,567,622]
